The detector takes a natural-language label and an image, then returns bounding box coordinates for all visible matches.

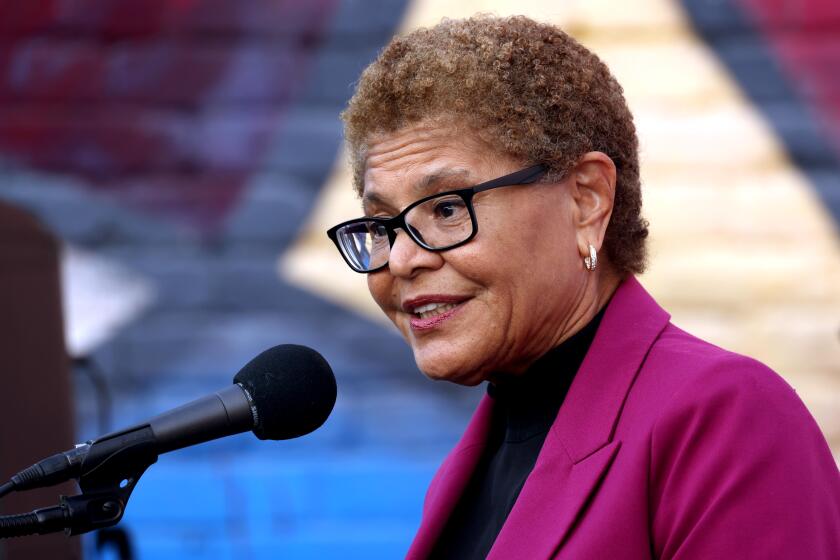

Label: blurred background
[0,0,837,558]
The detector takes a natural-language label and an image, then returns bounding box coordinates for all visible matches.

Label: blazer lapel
[406,396,495,559]
[487,439,622,559]
[488,276,670,559]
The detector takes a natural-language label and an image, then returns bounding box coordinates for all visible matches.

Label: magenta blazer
[407,277,840,559]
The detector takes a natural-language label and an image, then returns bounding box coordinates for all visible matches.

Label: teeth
[414,303,440,314]
[414,302,457,319]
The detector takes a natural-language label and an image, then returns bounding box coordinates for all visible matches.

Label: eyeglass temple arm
[472,164,546,193]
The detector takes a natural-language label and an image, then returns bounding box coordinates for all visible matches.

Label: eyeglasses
[326,164,546,273]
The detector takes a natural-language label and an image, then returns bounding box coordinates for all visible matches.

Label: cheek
[470,208,575,325]
[367,273,392,313]
[367,272,405,333]
[449,249,519,331]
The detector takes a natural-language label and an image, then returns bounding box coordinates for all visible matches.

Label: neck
[488,304,607,440]
[594,266,622,315]
[557,266,622,351]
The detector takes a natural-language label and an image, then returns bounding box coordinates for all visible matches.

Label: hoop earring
[584,244,598,271]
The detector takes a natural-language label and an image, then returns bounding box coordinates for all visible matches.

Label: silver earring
[584,244,597,271]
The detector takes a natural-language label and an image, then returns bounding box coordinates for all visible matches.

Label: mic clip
[0,425,159,538]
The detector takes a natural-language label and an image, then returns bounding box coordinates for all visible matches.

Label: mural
[1,0,837,558]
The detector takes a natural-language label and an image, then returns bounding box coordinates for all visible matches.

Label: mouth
[412,302,459,319]
[402,296,469,331]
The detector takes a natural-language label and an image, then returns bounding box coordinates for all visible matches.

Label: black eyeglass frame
[326,164,547,273]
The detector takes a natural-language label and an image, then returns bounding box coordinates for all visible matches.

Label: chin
[414,351,487,386]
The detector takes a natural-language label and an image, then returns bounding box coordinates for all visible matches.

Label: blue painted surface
[110,456,439,559]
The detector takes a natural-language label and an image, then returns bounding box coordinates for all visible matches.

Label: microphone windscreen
[233,344,337,440]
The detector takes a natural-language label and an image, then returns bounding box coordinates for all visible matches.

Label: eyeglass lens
[336,192,473,271]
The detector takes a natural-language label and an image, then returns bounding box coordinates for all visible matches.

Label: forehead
[361,122,507,210]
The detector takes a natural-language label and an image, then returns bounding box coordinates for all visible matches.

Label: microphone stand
[0,424,159,538]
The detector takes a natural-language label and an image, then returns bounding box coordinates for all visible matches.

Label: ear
[568,151,616,259]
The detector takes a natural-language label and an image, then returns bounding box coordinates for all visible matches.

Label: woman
[327,15,840,559]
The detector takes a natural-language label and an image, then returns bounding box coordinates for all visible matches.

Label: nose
[387,228,444,277]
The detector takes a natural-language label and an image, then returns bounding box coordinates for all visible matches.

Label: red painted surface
[740,0,840,152]
[0,0,339,230]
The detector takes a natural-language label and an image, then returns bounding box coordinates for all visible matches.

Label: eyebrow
[362,168,473,214]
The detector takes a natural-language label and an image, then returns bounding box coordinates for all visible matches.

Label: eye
[433,197,466,219]
[367,222,388,239]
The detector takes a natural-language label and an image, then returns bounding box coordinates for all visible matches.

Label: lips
[402,295,469,331]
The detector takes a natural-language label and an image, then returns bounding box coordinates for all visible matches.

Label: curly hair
[342,15,648,275]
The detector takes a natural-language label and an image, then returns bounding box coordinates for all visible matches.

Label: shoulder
[621,321,833,476]
[640,322,805,419]
[635,325,840,558]
[635,322,830,457]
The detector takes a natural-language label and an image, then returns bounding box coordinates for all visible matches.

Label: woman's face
[363,122,595,385]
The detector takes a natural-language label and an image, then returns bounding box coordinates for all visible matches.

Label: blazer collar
[407,276,671,559]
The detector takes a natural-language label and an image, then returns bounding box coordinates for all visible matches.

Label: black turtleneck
[430,308,606,560]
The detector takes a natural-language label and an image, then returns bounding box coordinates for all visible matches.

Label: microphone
[1,344,337,498]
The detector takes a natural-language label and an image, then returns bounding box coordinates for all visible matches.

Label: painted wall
[1,0,837,558]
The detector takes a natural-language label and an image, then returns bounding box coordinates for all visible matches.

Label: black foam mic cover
[233,344,337,440]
